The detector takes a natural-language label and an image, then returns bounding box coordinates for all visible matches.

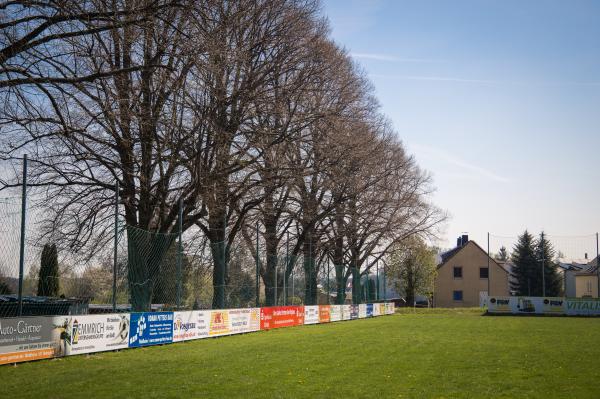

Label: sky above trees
[323,0,600,250]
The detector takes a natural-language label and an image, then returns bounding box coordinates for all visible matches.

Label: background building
[434,235,509,307]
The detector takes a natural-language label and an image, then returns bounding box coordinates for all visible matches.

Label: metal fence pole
[376,261,379,301]
[596,233,600,298]
[284,233,288,306]
[366,270,369,302]
[176,198,183,309]
[487,232,490,305]
[112,181,119,312]
[255,221,259,307]
[541,231,546,297]
[274,254,277,306]
[17,154,27,317]
[383,261,386,303]
[327,256,330,305]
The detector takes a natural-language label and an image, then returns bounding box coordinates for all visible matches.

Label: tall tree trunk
[303,229,318,305]
[262,193,280,306]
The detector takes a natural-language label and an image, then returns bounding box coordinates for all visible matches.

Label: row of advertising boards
[0,303,395,365]
[488,296,600,316]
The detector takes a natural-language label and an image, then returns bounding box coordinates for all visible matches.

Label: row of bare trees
[0,0,444,310]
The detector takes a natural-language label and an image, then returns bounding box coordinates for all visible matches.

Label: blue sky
[323,0,600,253]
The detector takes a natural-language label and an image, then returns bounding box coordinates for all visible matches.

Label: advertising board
[64,314,130,355]
[318,305,330,323]
[342,305,352,320]
[229,308,261,334]
[330,305,342,322]
[173,311,210,342]
[385,302,395,315]
[350,305,359,319]
[372,303,380,317]
[366,304,373,317]
[304,306,320,324]
[260,306,304,330]
[209,309,230,336]
[565,298,600,316]
[358,304,367,318]
[488,296,600,316]
[0,316,64,365]
[129,312,173,347]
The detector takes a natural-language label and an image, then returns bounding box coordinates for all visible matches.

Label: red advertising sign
[318,305,331,323]
[260,306,304,330]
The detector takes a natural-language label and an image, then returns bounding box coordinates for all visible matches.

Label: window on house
[480,267,489,279]
[453,290,463,301]
[587,280,592,294]
[453,267,462,278]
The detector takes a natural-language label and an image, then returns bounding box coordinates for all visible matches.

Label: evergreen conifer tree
[510,231,537,295]
[496,246,508,261]
[534,232,563,296]
[38,243,60,296]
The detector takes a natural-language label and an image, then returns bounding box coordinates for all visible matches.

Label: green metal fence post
[383,261,387,303]
[376,261,379,301]
[327,256,330,305]
[284,232,289,305]
[255,221,259,307]
[17,154,27,317]
[596,233,600,298]
[366,269,370,302]
[176,198,183,309]
[541,231,546,297]
[112,180,119,312]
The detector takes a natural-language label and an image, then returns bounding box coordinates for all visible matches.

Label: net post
[376,261,379,301]
[112,180,119,313]
[176,198,183,310]
[383,261,386,304]
[255,221,259,307]
[284,232,289,306]
[487,232,490,306]
[541,231,546,297]
[596,233,600,298]
[17,154,27,317]
[327,256,330,305]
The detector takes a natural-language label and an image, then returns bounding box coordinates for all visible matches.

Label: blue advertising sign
[129,312,173,348]
[350,305,359,319]
[366,304,373,317]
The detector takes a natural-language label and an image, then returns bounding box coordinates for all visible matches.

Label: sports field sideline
[1,308,599,398]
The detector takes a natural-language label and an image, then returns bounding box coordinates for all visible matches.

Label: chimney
[457,237,462,247]
[462,234,468,245]
[585,253,588,260]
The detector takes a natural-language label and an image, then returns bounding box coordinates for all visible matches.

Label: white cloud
[411,144,510,183]
[351,53,442,63]
[370,74,600,87]
[370,74,499,84]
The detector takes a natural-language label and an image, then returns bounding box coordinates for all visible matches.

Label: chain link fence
[489,232,599,297]
[1,183,385,318]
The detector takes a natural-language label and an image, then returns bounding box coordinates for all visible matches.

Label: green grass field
[2,309,599,398]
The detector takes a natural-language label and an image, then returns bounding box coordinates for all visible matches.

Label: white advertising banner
[342,305,352,320]
[173,311,210,342]
[565,298,600,316]
[358,304,367,319]
[372,303,380,317]
[329,305,342,321]
[65,314,130,355]
[229,308,261,334]
[304,306,320,325]
[487,297,518,313]
[488,297,600,316]
[385,302,395,315]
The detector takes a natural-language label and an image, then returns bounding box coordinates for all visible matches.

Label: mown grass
[1,310,599,398]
